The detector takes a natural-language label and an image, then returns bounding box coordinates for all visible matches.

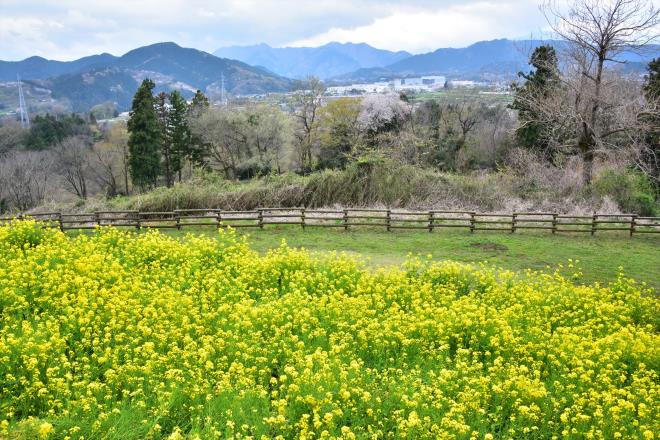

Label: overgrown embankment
[41,158,659,215]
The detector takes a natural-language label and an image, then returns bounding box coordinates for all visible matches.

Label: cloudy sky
[0,0,611,61]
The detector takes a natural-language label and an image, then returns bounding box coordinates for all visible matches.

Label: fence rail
[1,209,659,236]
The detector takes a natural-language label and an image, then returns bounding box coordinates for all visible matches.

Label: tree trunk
[578,122,595,186]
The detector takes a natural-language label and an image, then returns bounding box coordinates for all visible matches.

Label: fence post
[552,214,557,234]
[469,212,475,233]
[258,209,264,229]
[428,211,433,233]
[136,211,141,230]
[386,209,391,232]
[343,209,349,231]
[591,214,597,236]
[175,210,181,230]
[301,208,306,230]
[94,211,101,227]
[215,210,221,229]
[511,213,517,234]
[630,214,637,236]
[58,212,64,232]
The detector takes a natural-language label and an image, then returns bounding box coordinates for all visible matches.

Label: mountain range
[1,39,657,114]
[213,42,411,79]
[1,42,294,112]
[330,39,659,83]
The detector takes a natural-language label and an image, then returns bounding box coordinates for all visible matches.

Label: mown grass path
[162,227,660,292]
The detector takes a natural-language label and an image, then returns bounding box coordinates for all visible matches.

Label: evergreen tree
[187,90,210,167]
[168,90,190,182]
[155,92,174,187]
[510,45,561,162]
[25,113,91,150]
[127,79,162,189]
[641,58,660,184]
[644,58,660,100]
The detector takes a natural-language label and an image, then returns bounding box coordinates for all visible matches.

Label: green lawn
[156,226,660,292]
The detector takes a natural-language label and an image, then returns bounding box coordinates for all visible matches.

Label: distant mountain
[2,42,295,112]
[214,42,411,79]
[0,53,118,81]
[331,39,660,83]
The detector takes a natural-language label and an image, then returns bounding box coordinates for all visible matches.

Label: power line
[17,74,30,129]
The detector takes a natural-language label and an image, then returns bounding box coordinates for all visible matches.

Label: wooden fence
[2,208,660,236]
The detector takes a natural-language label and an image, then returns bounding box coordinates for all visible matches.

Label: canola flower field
[0,221,658,439]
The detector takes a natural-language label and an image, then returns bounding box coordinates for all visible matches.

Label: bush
[592,169,659,215]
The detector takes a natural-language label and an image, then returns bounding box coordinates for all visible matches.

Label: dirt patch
[470,242,508,251]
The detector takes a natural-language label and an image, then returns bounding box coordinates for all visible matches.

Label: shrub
[592,169,659,215]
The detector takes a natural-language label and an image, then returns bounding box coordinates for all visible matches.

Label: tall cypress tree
[155,92,174,187]
[168,90,189,182]
[187,90,210,167]
[510,45,561,163]
[641,58,659,184]
[128,79,162,189]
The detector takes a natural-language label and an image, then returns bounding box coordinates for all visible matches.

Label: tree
[0,122,27,154]
[317,98,361,169]
[242,104,290,177]
[635,58,660,184]
[187,90,211,167]
[168,90,190,182]
[510,45,561,162]
[189,107,245,179]
[0,150,53,211]
[55,136,92,199]
[358,93,411,139]
[25,113,91,150]
[127,79,162,189]
[542,0,659,185]
[292,77,325,173]
[188,104,291,179]
[91,123,130,197]
[155,92,174,187]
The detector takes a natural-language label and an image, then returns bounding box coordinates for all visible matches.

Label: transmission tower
[17,75,30,128]
[220,73,228,106]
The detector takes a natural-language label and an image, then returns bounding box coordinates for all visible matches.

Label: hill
[2,42,295,112]
[214,42,411,79]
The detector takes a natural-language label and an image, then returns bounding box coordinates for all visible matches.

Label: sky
[0,0,653,61]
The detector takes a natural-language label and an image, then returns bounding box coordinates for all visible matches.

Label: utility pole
[17,74,30,128]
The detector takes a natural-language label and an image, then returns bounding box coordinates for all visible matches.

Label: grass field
[2,221,658,439]
[163,226,660,292]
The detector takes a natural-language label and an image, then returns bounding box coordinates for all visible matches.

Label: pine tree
[510,45,561,163]
[187,90,210,167]
[168,90,190,182]
[127,79,162,189]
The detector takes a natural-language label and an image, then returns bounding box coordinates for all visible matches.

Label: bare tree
[453,100,479,151]
[0,151,53,211]
[292,77,325,172]
[245,104,291,174]
[55,136,92,199]
[89,142,123,197]
[189,107,245,179]
[542,0,659,184]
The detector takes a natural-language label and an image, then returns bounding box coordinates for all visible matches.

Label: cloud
[6,0,650,60]
[288,1,548,52]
